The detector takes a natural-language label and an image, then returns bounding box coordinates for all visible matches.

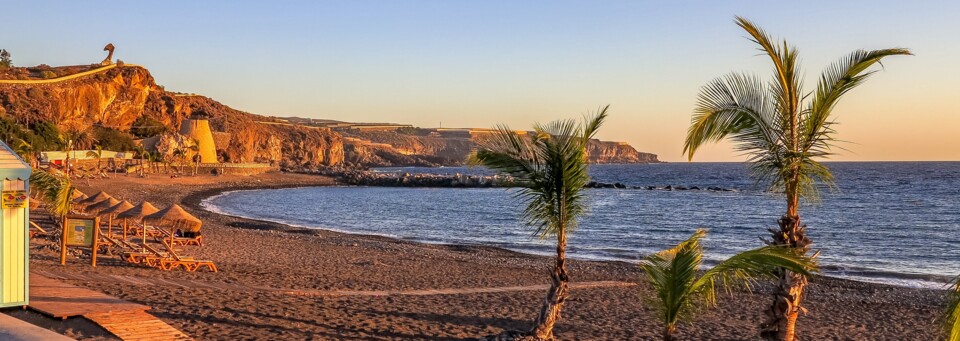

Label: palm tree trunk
[662,324,678,341]
[761,214,811,341]
[531,237,569,340]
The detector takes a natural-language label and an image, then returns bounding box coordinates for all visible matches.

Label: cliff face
[341,130,659,167]
[587,140,660,164]
[0,64,654,169]
[342,131,475,167]
[0,66,343,167]
[0,66,152,132]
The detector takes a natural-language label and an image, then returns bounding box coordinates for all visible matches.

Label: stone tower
[179,114,218,163]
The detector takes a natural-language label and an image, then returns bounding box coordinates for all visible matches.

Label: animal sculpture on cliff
[100,43,115,65]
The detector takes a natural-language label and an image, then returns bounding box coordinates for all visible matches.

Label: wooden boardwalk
[85,310,191,341]
[29,273,191,341]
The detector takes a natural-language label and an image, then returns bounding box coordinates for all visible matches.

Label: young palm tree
[682,17,910,340]
[640,229,817,341]
[470,106,608,340]
[946,275,960,341]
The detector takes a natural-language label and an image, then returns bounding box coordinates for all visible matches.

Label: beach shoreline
[24,172,947,340]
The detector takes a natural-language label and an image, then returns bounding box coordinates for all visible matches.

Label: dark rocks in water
[690,186,700,190]
[675,186,688,190]
[664,185,673,191]
[614,183,626,189]
[646,186,656,190]
[602,183,615,189]
[586,181,599,188]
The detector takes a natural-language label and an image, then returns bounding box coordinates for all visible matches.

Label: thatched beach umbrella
[99,200,134,238]
[117,201,159,243]
[76,191,112,208]
[71,192,89,203]
[144,204,202,247]
[85,197,121,215]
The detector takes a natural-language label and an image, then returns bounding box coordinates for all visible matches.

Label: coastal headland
[23,171,944,340]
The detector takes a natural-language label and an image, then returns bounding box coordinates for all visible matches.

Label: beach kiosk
[0,141,30,308]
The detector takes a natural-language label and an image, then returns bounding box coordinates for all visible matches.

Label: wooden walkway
[85,310,191,341]
[29,273,191,341]
[34,269,636,297]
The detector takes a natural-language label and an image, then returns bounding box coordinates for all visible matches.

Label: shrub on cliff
[130,115,168,138]
[0,118,64,153]
[39,70,57,79]
[93,126,137,152]
[0,49,11,69]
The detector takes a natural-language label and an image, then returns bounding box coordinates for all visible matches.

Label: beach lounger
[158,240,217,272]
[29,221,48,238]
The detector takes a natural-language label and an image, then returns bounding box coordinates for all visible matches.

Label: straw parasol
[100,200,135,217]
[85,197,121,215]
[144,204,202,246]
[99,200,134,239]
[144,204,202,231]
[71,192,89,203]
[116,201,160,243]
[71,190,86,200]
[76,191,112,207]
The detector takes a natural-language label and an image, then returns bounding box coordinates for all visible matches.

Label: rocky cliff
[341,130,659,167]
[0,65,343,167]
[586,140,660,164]
[0,64,655,169]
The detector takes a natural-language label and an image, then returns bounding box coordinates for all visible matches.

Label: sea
[202,162,960,289]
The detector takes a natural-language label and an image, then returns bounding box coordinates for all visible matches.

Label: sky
[3,1,958,161]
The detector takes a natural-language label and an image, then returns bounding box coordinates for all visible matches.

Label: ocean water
[203,162,960,288]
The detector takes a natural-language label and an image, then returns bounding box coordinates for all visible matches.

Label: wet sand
[23,172,947,340]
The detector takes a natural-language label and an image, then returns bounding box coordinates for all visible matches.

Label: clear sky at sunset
[4,1,957,161]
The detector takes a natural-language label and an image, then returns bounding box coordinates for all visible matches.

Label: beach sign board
[65,217,95,247]
[1,190,27,208]
[61,215,100,266]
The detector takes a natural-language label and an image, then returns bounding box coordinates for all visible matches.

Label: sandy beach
[21,172,947,340]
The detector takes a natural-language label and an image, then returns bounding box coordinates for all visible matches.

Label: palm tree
[14,139,35,168]
[132,145,148,176]
[86,145,103,174]
[640,229,817,341]
[29,168,75,220]
[470,106,608,340]
[188,139,200,175]
[172,148,187,174]
[946,275,960,341]
[682,17,910,341]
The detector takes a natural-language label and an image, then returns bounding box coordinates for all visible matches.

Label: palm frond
[29,169,74,217]
[470,107,607,238]
[639,229,706,328]
[640,229,817,334]
[946,274,960,341]
[800,48,912,163]
[694,245,818,306]
[687,17,908,203]
[685,72,782,167]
